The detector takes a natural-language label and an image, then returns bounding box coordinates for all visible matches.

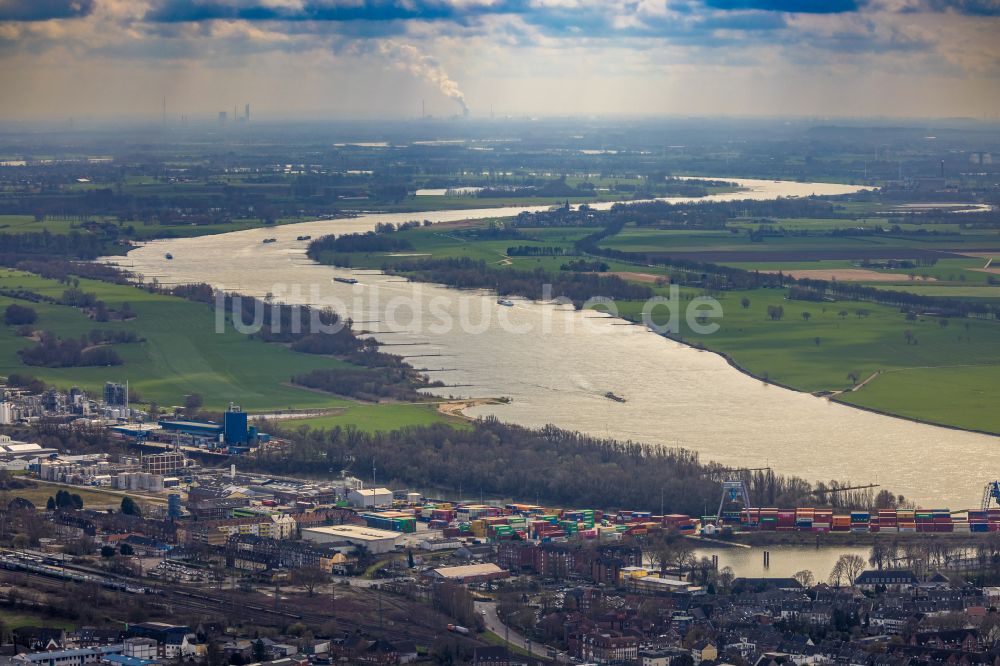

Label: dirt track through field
[758,268,936,282]
[607,271,663,283]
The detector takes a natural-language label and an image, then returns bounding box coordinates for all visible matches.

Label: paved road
[475,600,557,661]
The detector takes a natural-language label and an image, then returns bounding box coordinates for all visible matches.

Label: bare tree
[830,554,866,586]
[792,569,815,589]
[869,539,899,570]
[672,540,696,576]
[716,566,735,594]
[293,566,329,596]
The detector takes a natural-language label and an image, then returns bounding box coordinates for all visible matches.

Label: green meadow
[608,285,1000,433]
[328,216,1000,435]
[0,269,354,411]
[0,213,308,241]
[278,402,468,433]
[0,270,450,432]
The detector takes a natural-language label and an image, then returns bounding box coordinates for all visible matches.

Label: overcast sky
[0,0,998,121]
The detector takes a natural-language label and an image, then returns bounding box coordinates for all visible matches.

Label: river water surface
[105,179,1000,508]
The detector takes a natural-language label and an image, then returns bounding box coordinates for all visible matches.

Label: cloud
[703,0,861,13]
[0,0,997,123]
[0,0,95,21]
[142,0,529,23]
[924,0,1000,15]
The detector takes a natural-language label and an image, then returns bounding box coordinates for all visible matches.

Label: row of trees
[45,489,83,511]
[291,367,436,402]
[18,330,123,367]
[372,256,653,308]
[250,418,884,515]
[514,195,841,231]
[306,230,413,254]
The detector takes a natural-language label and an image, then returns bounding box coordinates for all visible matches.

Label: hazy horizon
[1,0,998,122]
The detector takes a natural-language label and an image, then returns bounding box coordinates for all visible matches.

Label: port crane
[710,477,880,528]
[716,480,753,522]
[810,482,880,498]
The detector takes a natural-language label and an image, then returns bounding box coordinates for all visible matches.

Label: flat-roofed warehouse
[301,525,402,554]
[427,563,509,584]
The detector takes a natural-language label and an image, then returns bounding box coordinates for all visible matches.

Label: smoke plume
[379,41,468,116]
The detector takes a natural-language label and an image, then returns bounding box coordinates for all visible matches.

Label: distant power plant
[218,103,250,125]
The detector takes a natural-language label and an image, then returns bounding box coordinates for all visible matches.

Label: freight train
[0,552,159,594]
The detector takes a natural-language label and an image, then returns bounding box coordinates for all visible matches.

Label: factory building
[104,382,127,407]
[156,406,263,451]
[141,452,186,475]
[426,563,509,584]
[157,420,224,443]
[301,525,402,554]
[347,488,393,509]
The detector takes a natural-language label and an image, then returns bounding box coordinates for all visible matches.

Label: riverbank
[607,288,1000,436]
[105,177,1000,507]
[725,531,999,548]
[300,192,1000,437]
[655,329,1000,438]
[438,398,506,421]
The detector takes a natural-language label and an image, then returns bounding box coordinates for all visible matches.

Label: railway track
[0,557,309,626]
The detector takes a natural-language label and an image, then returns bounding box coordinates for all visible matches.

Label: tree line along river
[104,179,999,509]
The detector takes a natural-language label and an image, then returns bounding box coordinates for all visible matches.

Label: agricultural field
[599,225,1000,261]
[332,223,672,278]
[0,213,310,240]
[0,214,83,235]
[837,365,998,434]
[609,286,1000,432]
[276,403,465,433]
[0,270,443,432]
[592,216,1000,432]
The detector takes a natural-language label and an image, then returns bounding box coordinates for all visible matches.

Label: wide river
[106,179,999,508]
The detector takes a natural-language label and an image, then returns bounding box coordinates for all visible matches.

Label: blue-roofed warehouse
[157,420,223,439]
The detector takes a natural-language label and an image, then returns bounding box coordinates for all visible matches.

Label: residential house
[855,570,920,592]
[690,640,718,665]
[12,628,66,651]
[639,647,690,666]
[576,633,638,665]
